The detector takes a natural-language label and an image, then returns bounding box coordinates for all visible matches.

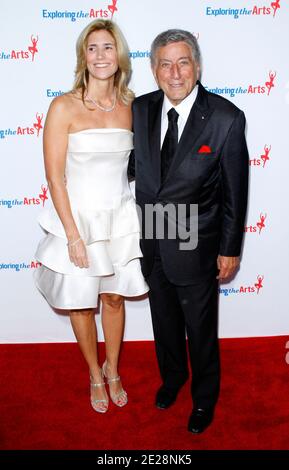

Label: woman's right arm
[43,97,89,268]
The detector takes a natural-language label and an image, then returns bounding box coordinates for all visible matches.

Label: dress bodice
[37,128,139,244]
[66,128,133,210]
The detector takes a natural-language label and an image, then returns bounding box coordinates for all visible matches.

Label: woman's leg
[70,309,108,409]
[100,294,127,404]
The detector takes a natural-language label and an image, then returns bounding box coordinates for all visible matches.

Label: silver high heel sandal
[90,374,109,413]
[102,361,128,407]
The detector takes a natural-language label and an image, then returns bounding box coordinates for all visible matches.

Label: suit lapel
[148,91,163,189]
[163,83,214,185]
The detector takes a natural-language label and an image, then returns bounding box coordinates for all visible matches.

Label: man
[129,29,248,433]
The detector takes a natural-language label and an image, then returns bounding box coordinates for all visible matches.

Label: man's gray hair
[150,29,201,66]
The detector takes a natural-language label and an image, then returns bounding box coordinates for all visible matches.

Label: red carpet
[0,337,289,450]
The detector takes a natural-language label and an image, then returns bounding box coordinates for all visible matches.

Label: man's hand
[217,255,240,280]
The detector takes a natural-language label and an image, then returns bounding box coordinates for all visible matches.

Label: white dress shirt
[160,84,199,147]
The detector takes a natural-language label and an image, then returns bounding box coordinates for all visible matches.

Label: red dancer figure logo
[265,71,276,96]
[254,275,264,294]
[108,0,118,19]
[39,184,48,207]
[260,144,271,168]
[256,213,267,234]
[271,0,280,18]
[33,113,43,137]
[28,35,39,62]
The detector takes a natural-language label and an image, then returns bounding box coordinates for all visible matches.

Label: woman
[34,19,148,413]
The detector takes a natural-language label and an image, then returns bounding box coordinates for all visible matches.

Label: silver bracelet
[67,237,82,247]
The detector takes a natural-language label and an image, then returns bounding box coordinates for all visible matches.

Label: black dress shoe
[188,408,214,434]
[155,386,178,409]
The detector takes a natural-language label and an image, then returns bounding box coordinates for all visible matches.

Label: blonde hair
[73,19,134,105]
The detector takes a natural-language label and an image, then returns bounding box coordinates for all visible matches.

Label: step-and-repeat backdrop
[1,0,288,342]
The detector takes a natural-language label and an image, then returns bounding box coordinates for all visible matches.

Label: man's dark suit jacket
[129,82,249,285]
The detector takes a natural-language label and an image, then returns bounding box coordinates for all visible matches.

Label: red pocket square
[198,145,212,153]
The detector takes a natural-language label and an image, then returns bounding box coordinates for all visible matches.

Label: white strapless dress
[34,129,148,309]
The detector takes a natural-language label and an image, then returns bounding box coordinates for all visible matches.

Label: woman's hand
[67,238,89,268]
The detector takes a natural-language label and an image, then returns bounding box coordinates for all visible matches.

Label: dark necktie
[161,108,179,181]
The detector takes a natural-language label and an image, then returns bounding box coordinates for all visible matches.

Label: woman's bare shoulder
[46,94,82,130]
[49,90,82,112]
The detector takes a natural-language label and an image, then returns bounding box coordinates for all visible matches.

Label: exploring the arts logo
[252,0,281,17]
[249,144,271,168]
[220,275,265,296]
[248,71,277,96]
[244,212,267,235]
[23,184,49,207]
[0,185,49,209]
[207,70,277,99]
[0,34,39,61]
[42,0,119,22]
[0,113,44,140]
[0,261,42,272]
[206,0,281,19]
